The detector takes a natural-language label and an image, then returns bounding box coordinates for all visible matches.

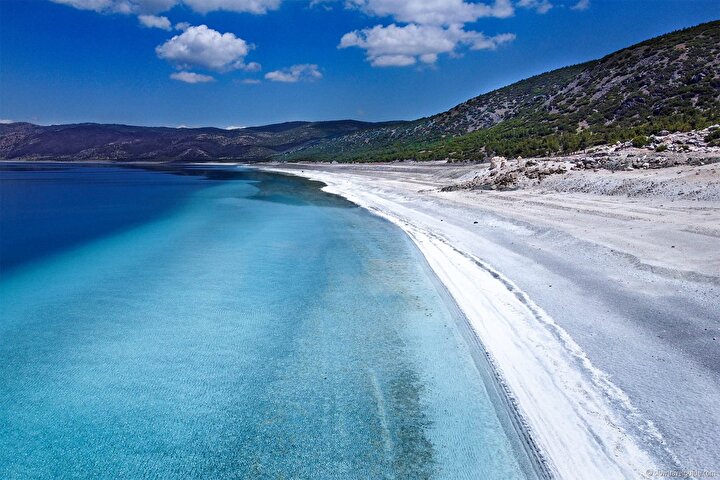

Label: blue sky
[0,0,718,127]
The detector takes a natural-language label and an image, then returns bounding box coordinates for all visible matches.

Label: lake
[0,164,541,479]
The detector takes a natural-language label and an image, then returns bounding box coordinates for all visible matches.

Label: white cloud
[51,0,109,11]
[138,14,172,29]
[517,0,552,14]
[570,0,589,10]
[340,24,455,67]
[225,125,246,129]
[240,78,262,84]
[309,0,334,10]
[372,54,416,67]
[336,0,521,69]
[345,0,514,25]
[182,0,280,14]
[0,119,15,124]
[156,25,258,72]
[51,0,176,14]
[468,31,515,49]
[265,64,322,82]
[51,0,280,14]
[170,71,215,83]
[339,23,514,67]
[243,62,262,72]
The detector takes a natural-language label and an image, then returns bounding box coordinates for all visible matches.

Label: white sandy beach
[258,162,720,479]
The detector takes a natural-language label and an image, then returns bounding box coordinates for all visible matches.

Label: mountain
[0,120,404,162]
[281,20,720,162]
[2,21,718,164]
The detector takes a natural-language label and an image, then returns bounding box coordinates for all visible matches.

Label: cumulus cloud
[336,0,521,68]
[345,0,514,25]
[138,14,172,29]
[265,64,322,82]
[170,71,215,83]
[339,23,514,67]
[570,0,590,10]
[517,0,552,14]
[156,25,259,72]
[51,0,280,14]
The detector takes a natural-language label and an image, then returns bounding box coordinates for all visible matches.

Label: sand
[257,161,720,479]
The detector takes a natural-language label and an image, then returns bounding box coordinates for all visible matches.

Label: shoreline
[411,222,553,480]
[254,163,712,479]
[3,160,715,475]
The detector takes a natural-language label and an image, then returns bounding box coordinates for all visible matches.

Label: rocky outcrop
[441,128,720,191]
[442,156,573,191]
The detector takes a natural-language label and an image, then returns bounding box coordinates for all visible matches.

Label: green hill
[282,20,720,162]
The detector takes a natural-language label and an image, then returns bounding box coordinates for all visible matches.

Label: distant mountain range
[1,20,718,163]
[0,120,405,162]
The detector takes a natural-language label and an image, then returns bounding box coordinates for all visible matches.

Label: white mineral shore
[257,161,720,480]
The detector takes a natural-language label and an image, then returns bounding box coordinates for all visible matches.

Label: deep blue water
[0,164,540,479]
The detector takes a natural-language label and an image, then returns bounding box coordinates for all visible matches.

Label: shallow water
[0,164,540,479]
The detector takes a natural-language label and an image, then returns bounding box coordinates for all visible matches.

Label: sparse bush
[632,135,650,147]
[705,129,720,146]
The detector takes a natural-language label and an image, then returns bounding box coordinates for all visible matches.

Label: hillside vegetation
[282,20,720,162]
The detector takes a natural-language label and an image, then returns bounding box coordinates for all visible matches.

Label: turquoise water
[0,165,540,479]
